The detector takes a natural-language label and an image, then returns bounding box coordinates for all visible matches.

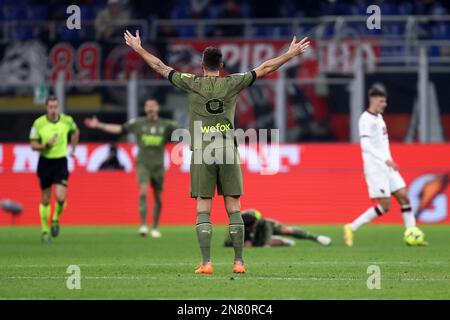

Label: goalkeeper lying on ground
[224,209,332,247]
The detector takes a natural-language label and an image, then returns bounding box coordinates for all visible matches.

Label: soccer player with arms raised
[30,96,79,243]
[124,30,309,274]
[344,86,426,247]
[85,99,178,238]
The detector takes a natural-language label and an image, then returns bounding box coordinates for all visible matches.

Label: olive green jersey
[241,209,282,246]
[168,70,256,150]
[29,114,78,159]
[122,117,178,167]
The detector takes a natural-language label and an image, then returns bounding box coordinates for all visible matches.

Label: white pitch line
[1,275,450,282]
[2,261,449,268]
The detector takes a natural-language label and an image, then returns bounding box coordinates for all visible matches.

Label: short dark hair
[368,86,387,98]
[45,95,58,105]
[202,46,223,71]
[242,213,257,228]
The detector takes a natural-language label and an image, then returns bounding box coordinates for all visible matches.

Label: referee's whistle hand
[47,134,58,147]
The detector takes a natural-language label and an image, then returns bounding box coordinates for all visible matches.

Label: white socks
[350,203,416,231]
[350,204,384,232]
[401,204,416,229]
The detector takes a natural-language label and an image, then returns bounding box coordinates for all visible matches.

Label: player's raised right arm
[84,116,123,135]
[253,36,310,79]
[124,30,173,79]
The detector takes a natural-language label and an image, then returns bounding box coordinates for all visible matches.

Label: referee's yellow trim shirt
[29,114,77,159]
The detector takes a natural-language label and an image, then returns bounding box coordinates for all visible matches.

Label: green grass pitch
[0,225,449,299]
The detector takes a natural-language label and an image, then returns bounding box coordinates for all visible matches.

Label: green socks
[39,204,50,234]
[228,211,244,263]
[152,200,162,229]
[139,195,162,229]
[196,211,212,265]
[139,195,147,226]
[292,228,318,241]
[140,194,163,229]
[195,210,244,264]
[52,201,66,223]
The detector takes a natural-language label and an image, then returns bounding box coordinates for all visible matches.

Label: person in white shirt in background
[344,85,425,247]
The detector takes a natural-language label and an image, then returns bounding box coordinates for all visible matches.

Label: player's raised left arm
[124,30,173,79]
[253,36,310,79]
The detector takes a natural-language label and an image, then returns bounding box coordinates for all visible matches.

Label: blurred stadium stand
[0,0,450,143]
[1,0,450,41]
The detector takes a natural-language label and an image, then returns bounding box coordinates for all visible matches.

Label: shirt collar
[365,109,378,117]
[46,114,61,123]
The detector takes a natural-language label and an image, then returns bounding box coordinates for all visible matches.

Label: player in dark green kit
[30,96,80,243]
[124,29,310,274]
[84,99,178,238]
[224,208,332,248]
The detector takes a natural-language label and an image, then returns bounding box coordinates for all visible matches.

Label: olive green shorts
[137,163,164,191]
[190,147,243,198]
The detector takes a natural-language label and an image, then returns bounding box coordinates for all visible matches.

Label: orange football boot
[233,261,246,273]
[195,262,213,274]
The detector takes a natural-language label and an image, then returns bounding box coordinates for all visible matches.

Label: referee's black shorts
[37,156,69,190]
